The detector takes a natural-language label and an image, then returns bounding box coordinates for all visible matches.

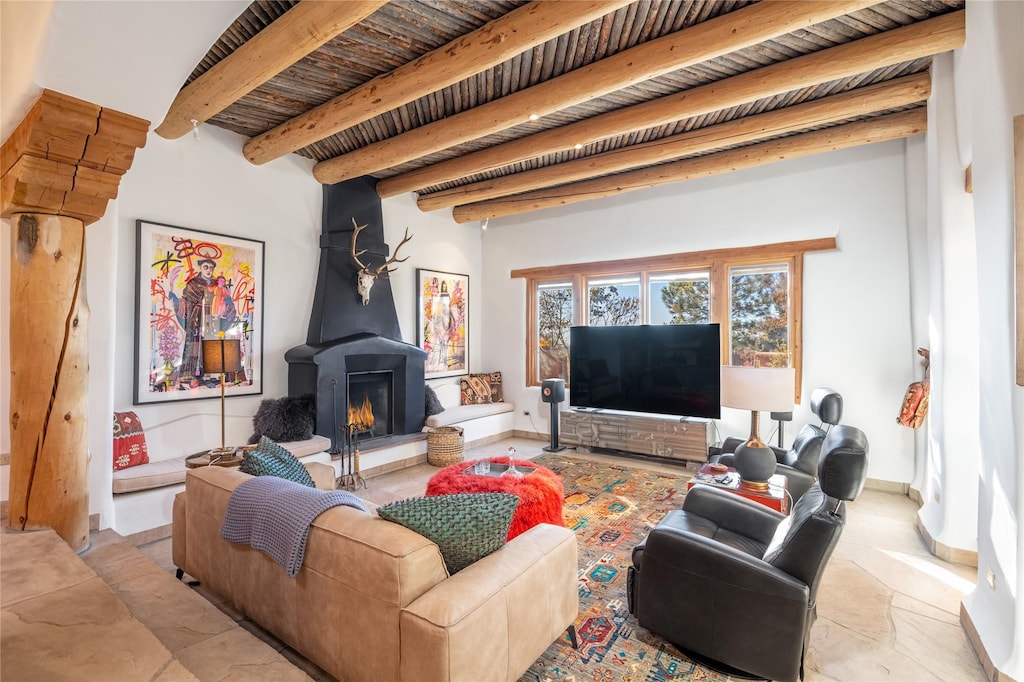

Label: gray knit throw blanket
[220,476,368,577]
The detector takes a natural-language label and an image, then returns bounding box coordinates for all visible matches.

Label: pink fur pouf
[425,459,565,540]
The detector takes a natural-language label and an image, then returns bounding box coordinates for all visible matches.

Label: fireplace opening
[347,370,393,441]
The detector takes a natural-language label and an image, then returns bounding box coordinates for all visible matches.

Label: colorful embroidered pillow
[113,411,150,471]
[460,372,504,405]
[240,436,315,487]
[376,493,519,573]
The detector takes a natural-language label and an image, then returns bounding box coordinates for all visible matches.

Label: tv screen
[568,324,721,419]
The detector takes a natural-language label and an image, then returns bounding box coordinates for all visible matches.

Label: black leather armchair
[714,387,843,502]
[628,425,868,682]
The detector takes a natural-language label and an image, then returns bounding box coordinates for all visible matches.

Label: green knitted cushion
[376,493,519,574]
[240,436,315,488]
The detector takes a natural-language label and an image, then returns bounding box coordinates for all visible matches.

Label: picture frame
[133,220,264,404]
[416,269,468,379]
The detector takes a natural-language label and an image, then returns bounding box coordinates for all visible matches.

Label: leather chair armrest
[683,486,785,546]
[718,436,746,454]
[644,523,811,601]
[717,438,786,461]
[774,464,816,502]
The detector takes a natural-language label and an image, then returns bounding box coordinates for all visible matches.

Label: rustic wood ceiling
[156,0,965,222]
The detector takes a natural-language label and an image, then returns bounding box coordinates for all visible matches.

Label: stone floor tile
[817,559,893,643]
[854,547,975,617]
[153,659,201,681]
[0,530,95,607]
[892,605,985,680]
[81,532,167,586]
[2,576,175,681]
[174,626,313,681]
[807,617,945,681]
[112,568,238,652]
[890,591,960,625]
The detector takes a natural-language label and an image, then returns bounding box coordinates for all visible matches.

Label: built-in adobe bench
[110,411,331,537]
[422,380,514,446]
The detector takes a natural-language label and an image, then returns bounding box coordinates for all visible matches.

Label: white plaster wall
[480,141,917,483]
[101,126,321,531]
[959,1,1024,677]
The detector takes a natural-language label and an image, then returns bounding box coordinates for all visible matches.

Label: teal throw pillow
[376,493,519,574]
[240,436,315,488]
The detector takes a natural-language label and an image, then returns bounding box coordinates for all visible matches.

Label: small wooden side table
[687,463,789,514]
[185,446,254,469]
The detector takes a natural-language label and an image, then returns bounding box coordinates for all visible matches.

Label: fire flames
[348,394,375,430]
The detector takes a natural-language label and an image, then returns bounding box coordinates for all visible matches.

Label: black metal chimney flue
[307,175,402,344]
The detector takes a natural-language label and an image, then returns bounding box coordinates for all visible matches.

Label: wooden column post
[8,214,90,548]
[2,90,148,551]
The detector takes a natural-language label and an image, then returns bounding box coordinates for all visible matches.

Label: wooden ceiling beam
[1,89,149,225]
[156,1,387,140]
[450,108,927,223]
[313,0,880,187]
[418,72,931,211]
[243,0,633,165]
[377,9,964,197]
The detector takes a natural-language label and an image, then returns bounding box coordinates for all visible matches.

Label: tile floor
[127,436,984,681]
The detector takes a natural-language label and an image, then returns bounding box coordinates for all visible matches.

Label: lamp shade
[720,366,795,412]
[202,338,242,374]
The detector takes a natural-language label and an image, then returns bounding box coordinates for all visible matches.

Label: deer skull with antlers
[350,217,413,306]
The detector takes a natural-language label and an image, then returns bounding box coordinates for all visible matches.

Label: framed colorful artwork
[416,269,468,379]
[133,220,264,404]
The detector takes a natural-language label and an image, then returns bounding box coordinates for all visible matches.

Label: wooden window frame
[512,237,836,403]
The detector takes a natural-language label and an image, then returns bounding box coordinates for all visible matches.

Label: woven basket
[427,426,465,466]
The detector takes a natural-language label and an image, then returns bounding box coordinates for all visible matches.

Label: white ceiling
[1,0,248,140]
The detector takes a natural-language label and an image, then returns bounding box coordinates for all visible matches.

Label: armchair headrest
[810,388,843,426]
[817,425,868,501]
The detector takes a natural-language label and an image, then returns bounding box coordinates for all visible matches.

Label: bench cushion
[425,402,514,428]
[112,435,332,494]
[113,457,188,493]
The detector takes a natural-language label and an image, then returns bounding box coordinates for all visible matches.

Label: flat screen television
[568,324,721,419]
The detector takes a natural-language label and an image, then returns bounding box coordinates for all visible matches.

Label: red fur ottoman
[425,459,565,540]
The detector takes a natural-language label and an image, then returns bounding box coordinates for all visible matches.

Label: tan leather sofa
[172,465,579,682]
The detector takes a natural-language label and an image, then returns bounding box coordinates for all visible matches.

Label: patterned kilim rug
[521,452,729,682]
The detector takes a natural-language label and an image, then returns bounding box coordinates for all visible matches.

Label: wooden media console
[558,409,713,463]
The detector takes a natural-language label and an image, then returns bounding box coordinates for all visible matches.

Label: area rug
[521,453,728,682]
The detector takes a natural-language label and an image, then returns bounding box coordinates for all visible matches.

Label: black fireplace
[347,370,393,440]
[286,177,427,451]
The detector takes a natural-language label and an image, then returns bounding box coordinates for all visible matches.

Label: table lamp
[202,332,242,456]
[720,366,795,491]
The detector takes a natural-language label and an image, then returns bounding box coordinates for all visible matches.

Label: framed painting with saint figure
[417,269,468,379]
[134,220,264,404]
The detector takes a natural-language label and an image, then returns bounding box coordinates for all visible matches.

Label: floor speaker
[541,379,567,452]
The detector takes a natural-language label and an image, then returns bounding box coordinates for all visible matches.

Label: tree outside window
[588,276,640,326]
[729,263,789,367]
[651,271,710,324]
[537,281,572,381]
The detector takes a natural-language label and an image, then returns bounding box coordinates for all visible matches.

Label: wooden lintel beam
[156,0,388,140]
[509,237,837,280]
[379,9,964,197]
[244,0,632,165]
[1,89,149,225]
[451,108,927,223]
[418,73,931,211]
[311,0,880,187]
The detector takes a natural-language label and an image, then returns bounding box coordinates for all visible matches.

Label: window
[514,238,834,401]
[588,276,640,326]
[650,271,710,324]
[729,263,789,367]
[537,281,572,381]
